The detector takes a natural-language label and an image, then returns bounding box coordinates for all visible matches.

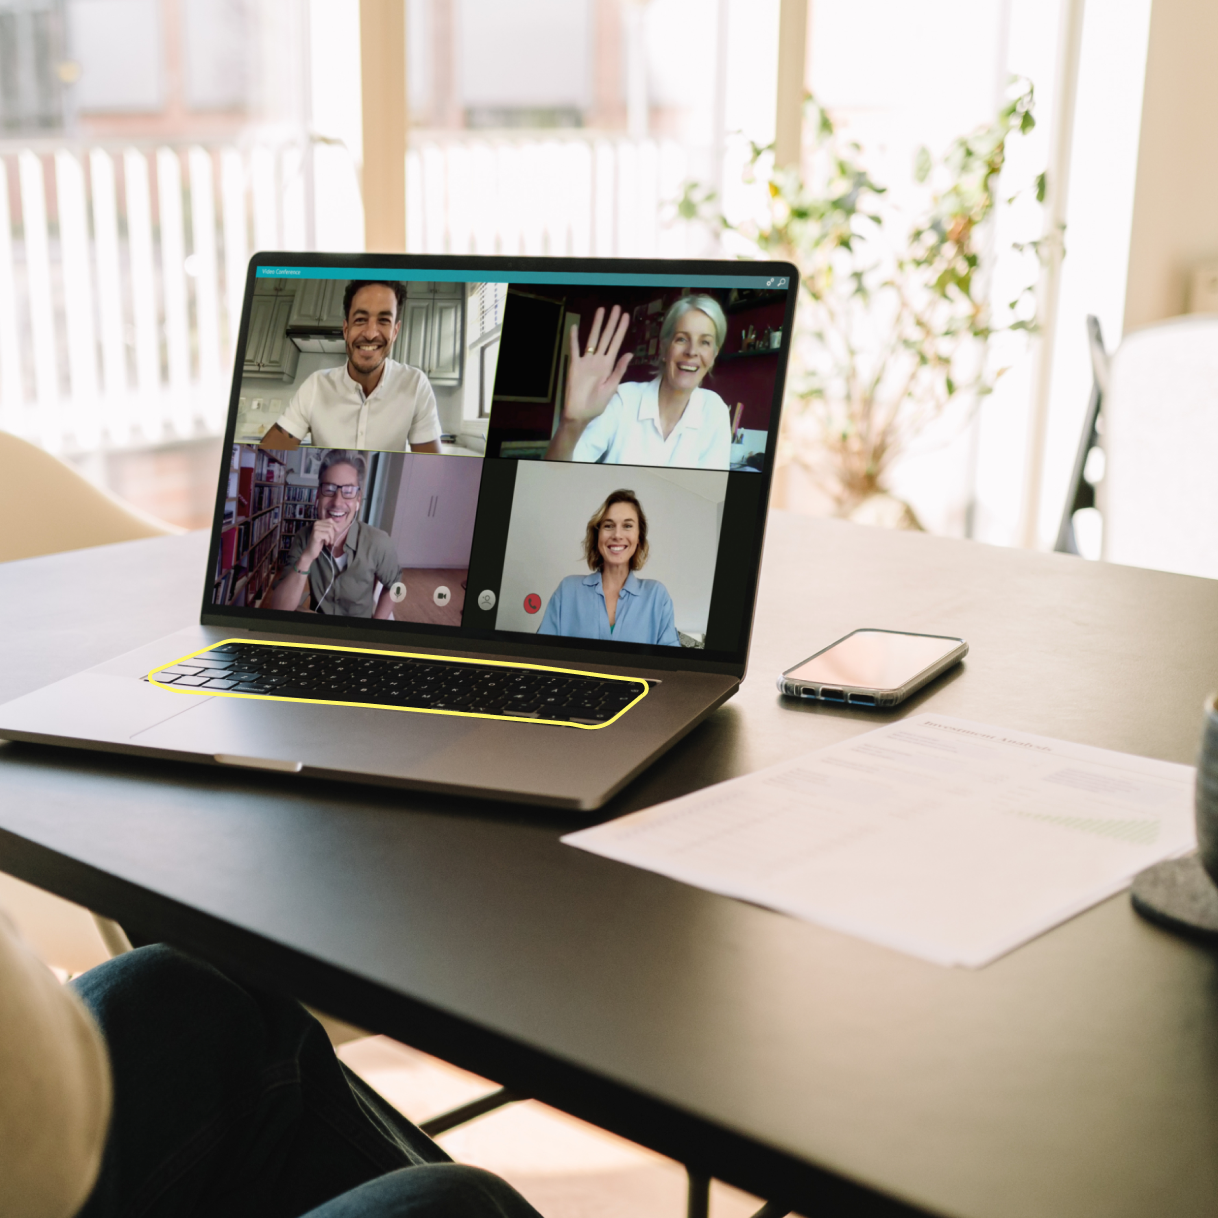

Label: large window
[0,0,66,132]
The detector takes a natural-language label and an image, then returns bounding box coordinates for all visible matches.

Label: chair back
[1055,316,1110,555]
[1,431,179,563]
[1100,315,1218,579]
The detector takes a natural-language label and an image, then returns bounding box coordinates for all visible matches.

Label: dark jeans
[70,946,542,1218]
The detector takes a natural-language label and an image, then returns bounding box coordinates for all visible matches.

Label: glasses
[319,482,360,499]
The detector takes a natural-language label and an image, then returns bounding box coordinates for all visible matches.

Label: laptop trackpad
[133,695,477,777]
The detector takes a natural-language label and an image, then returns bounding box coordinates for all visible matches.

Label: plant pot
[844,493,923,532]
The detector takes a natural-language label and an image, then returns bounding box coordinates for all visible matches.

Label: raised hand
[562,305,633,424]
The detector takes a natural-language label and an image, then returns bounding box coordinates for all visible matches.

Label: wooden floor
[339,1036,768,1218]
[391,568,467,627]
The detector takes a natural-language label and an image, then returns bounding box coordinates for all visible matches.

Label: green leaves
[675,180,717,223]
[683,81,1045,510]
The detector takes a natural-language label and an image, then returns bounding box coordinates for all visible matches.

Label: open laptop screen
[203,256,797,669]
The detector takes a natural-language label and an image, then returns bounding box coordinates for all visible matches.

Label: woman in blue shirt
[537,489,680,647]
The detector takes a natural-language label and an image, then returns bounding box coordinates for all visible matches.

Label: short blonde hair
[659,294,727,354]
[583,489,649,572]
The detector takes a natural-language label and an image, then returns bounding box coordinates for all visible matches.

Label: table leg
[686,1168,711,1218]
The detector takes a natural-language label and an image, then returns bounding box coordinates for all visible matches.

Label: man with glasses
[267,450,402,619]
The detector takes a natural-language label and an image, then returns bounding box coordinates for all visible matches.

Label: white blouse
[570,379,731,469]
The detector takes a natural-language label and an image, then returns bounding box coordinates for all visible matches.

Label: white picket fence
[0,134,695,456]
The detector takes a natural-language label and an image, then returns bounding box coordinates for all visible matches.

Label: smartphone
[777,629,968,708]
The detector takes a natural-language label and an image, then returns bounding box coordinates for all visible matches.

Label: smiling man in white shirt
[262,281,442,454]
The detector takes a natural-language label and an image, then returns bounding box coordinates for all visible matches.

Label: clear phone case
[777,629,968,708]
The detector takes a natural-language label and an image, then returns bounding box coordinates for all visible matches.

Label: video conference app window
[485,282,784,472]
[215,444,480,626]
[222,267,791,658]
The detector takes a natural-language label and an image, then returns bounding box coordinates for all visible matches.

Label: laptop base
[0,626,737,811]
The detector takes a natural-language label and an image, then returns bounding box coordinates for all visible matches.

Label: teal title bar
[256,266,791,290]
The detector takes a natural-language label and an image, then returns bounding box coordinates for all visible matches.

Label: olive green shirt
[281,519,401,617]
[0,912,111,1218]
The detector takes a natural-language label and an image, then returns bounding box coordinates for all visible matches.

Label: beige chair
[0,430,180,564]
[0,430,181,970]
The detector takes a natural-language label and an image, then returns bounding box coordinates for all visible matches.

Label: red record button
[524,593,542,614]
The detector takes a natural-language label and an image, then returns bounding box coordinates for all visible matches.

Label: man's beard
[348,341,387,371]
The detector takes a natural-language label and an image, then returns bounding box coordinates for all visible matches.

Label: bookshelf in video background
[280,483,318,561]
[215,447,297,607]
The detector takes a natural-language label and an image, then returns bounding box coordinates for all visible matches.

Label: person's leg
[303,1166,544,1218]
[71,944,450,1218]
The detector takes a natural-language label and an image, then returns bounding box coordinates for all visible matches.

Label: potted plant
[682,82,1047,526]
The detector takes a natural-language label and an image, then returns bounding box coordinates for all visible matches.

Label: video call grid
[210,267,792,660]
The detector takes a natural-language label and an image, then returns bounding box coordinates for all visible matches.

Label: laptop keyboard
[149,641,648,728]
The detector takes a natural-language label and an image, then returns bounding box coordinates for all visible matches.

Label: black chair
[1054,315,1110,556]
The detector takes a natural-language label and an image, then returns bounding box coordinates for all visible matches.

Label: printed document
[563,715,1196,967]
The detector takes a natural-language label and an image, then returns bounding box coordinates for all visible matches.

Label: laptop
[0,253,797,810]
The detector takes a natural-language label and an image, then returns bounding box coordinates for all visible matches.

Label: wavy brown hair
[583,489,649,572]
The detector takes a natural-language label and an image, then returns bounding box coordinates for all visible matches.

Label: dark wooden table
[3,515,1218,1218]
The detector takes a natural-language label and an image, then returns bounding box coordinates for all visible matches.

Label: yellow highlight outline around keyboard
[148,638,649,729]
